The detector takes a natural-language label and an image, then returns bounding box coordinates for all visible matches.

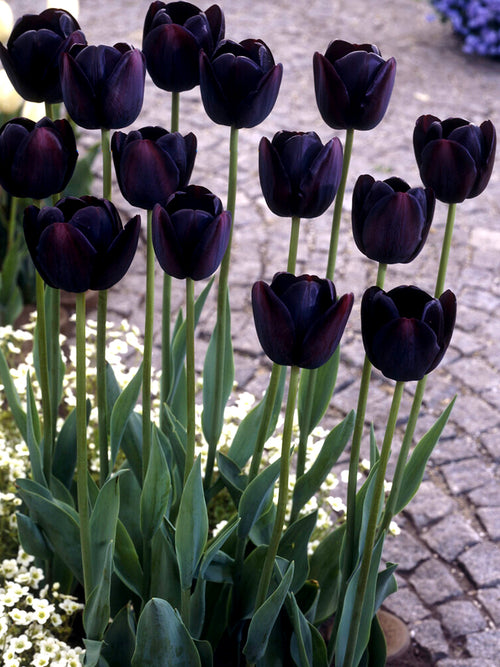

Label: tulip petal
[360,56,396,131]
[61,52,99,129]
[92,215,140,290]
[189,211,231,280]
[199,49,233,126]
[299,136,343,218]
[419,140,477,203]
[313,51,350,130]
[143,23,200,92]
[102,49,145,129]
[426,290,456,373]
[151,204,187,279]
[252,280,296,366]
[258,137,293,217]
[234,63,283,129]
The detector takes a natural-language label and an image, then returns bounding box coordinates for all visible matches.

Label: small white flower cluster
[0,548,83,666]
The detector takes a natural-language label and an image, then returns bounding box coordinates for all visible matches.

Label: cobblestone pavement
[17,0,500,663]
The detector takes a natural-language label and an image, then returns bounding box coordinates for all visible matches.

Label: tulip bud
[259,131,343,218]
[0,8,85,103]
[199,38,283,129]
[352,175,435,264]
[61,43,146,130]
[0,116,77,199]
[143,1,225,92]
[23,197,140,292]
[313,40,396,131]
[252,272,353,369]
[112,127,197,210]
[413,115,496,203]
[361,285,456,382]
[152,185,232,280]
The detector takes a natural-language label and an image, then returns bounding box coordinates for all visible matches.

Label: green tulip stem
[101,129,112,202]
[342,380,405,667]
[184,277,196,483]
[7,195,18,251]
[35,271,53,482]
[143,209,155,478]
[44,102,54,121]
[171,91,180,132]
[326,127,354,281]
[96,290,109,484]
[287,216,301,273]
[76,291,92,601]
[204,126,239,490]
[435,202,456,298]
[343,261,387,576]
[255,364,301,610]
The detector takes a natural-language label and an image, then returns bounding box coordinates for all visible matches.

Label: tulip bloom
[0,116,77,199]
[413,115,496,204]
[259,131,343,218]
[252,273,353,369]
[0,8,85,103]
[313,40,396,131]
[199,38,283,128]
[152,185,232,280]
[361,285,456,382]
[23,196,140,292]
[112,127,197,210]
[142,1,225,92]
[352,175,435,264]
[61,43,146,130]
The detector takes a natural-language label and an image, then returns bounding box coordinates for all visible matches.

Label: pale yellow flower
[0,1,13,43]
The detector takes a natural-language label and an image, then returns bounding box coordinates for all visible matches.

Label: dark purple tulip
[252,272,353,369]
[352,175,435,264]
[313,40,396,131]
[0,8,85,103]
[112,127,197,210]
[23,197,140,292]
[61,43,146,130]
[259,131,343,218]
[361,285,456,382]
[413,115,496,204]
[142,1,225,92]
[0,116,77,199]
[152,185,231,280]
[199,38,283,129]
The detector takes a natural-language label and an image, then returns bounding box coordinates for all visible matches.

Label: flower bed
[431,0,500,56]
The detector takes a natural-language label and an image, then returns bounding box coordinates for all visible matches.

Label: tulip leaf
[140,427,171,542]
[374,563,398,613]
[394,397,456,515]
[202,293,234,448]
[114,519,143,599]
[52,400,91,489]
[0,344,27,442]
[45,285,65,413]
[110,362,143,467]
[16,478,83,583]
[243,561,294,663]
[16,512,52,561]
[25,373,45,487]
[90,473,121,591]
[150,526,181,609]
[369,424,379,467]
[83,639,104,667]
[217,451,247,504]
[101,603,136,667]
[194,639,213,667]
[228,365,286,468]
[278,511,317,592]
[309,523,345,623]
[365,613,387,667]
[175,457,208,591]
[334,533,385,667]
[291,411,354,519]
[298,346,340,438]
[132,598,201,667]
[83,539,114,640]
[288,591,314,667]
[237,458,280,540]
[199,516,239,580]
[190,576,206,639]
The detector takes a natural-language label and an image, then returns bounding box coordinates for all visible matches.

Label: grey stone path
[17,0,500,663]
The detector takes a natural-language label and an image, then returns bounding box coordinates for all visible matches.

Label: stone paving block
[477,507,500,541]
[430,434,480,465]
[437,660,498,667]
[412,558,463,606]
[468,481,500,507]
[480,431,500,463]
[382,531,429,573]
[382,587,430,624]
[466,628,500,661]
[405,480,457,529]
[477,587,500,625]
[423,513,481,562]
[437,599,487,637]
[459,542,500,588]
[411,618,448,662]
[440,458,495,495]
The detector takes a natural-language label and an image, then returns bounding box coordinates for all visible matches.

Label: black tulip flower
[259,131,343,218]
[142,1,225,92]
[413,115,496,204]
[152,185,232,280]
[252,272,354,369]
[361,285,456,382]
[352,175,435,264]
[0,8,85,103]
[313,40,396,131]
[23,196,140,292]
[112,127,197,210]
[61,43,146,130]
[0,116,77,199]
[199,38,283,129]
